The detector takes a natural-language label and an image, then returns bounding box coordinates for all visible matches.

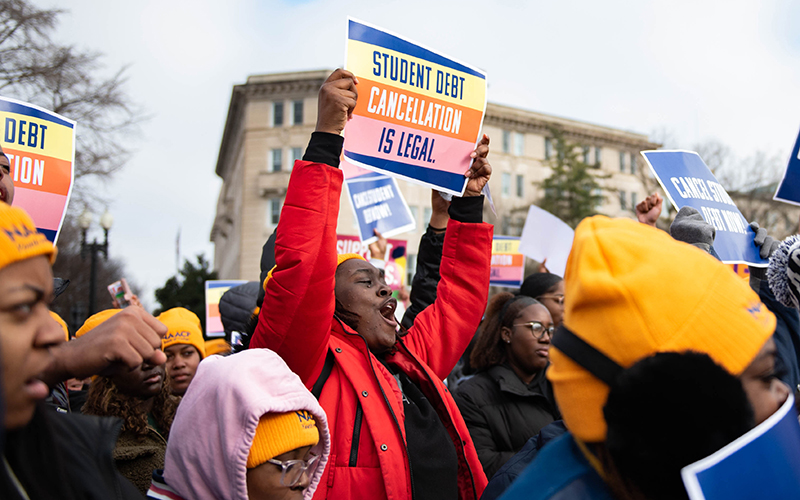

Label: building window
[270,148,282,172]
[631,192,637,211]
[409,206,419,227]
[583,146,590,164]
[595,146,602,167]
[502,130,511,154]
[619,190,627,210]
[292,100,303,125]
[630,153,637,175]
[501,216,511,234]
[423,207,432,225]
[593,187,603,210]
[545,138,552,160]
[502,172,511,197]
[272,102,284,127]
[516,174,524,198]
[514,132,524,156]
[619,151,626,173]
[267,198,282,226]
[406,253,417,285]
[290,147,302,169]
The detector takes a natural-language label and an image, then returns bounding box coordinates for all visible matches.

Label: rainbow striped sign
[0,96,75,243]
[344,18,487,195]
[491,236,525,288]
[205,280,247,338]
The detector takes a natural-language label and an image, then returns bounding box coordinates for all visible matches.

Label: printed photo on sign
[774,126,800,206]
[343,18,487,195]
[0,96,75,243]
[641,150,767,267]
[490,236,525,288]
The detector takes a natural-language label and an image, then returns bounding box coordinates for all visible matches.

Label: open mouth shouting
[379,297,398,328]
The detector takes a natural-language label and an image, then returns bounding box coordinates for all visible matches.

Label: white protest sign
[518,205,574,278]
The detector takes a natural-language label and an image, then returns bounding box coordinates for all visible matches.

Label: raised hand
[636,192,663,227]
[463,134,491,197]
[315,69,359,136]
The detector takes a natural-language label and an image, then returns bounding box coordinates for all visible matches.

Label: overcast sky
[49,0,800,307]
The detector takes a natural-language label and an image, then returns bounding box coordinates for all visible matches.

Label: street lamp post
[79,209,114,316]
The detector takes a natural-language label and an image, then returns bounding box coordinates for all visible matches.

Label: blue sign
[774,127,800,206]
[642,150,767,267]
[345,174,416,243]
[682,394,800,499]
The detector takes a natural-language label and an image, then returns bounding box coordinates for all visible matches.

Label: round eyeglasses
[512,321,556,340]
[266,453,320,487]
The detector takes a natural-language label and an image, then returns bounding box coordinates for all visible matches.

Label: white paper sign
[518,205,575,278]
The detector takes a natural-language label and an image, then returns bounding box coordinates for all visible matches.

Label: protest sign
[682,394,800,500]
[774,126,800,206]
[342,158,416,243]
[490,236,525,287]
[518,205,575,278]
[0,96,75,243]
[642,150,767,266]
[337,234,406,290]
[343,18,488,195]
[204,280,247,338]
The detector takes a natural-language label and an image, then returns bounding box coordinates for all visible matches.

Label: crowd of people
[0,68,798,500]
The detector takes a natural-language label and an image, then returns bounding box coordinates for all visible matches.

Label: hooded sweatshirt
[155,349,330,500]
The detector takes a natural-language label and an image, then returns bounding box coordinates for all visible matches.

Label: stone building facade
[211,70,660,282]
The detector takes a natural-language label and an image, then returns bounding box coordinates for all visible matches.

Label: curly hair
[470,293,541,370]
[82,373,180,439]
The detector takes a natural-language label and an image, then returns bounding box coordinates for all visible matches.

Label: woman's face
[739,338,791,424]
[164,344,201,396]
[112,360,165,399]
[246,445,314,500]
[334,259,399,354]
[537,280,565,328]
[503,303,554,377]
[0,256,63,429]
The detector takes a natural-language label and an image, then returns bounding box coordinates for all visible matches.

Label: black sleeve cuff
[449,195,484,223]
[303,132,344,168]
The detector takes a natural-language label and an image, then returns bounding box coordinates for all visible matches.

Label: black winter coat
[2,406,142,499]
[453,364,560,479]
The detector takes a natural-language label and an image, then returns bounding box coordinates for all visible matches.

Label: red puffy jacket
[252,160,492,500]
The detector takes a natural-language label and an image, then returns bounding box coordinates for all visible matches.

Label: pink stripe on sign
[207,317,224,335]
[490,267,524,282]
[13,188,66,230]
[344,115,473,175]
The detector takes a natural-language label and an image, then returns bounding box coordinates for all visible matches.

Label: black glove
[750,221,779,259]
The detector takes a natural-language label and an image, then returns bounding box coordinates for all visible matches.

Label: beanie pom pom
[767,234,800,309]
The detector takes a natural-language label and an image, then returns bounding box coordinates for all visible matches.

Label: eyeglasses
[266,454,320,487]
[512,322,556,340]
[537,294,565,306]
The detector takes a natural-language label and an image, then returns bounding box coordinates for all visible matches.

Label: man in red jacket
[251,69,493,500]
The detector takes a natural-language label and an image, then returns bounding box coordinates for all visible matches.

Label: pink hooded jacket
[156,349,330,499]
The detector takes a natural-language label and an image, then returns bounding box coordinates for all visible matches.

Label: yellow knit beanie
[75,309,122,337]
[337,253,366,267]
[50,311,69,341]
[549,216,775,443]
[246,410,319,468]
[158,307,206,359]
[204,338,231,356]
[0,203,56,270]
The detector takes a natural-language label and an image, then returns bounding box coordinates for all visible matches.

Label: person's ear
[501,326,512,344]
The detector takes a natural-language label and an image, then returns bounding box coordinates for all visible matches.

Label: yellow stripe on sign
[0,111,75,161]
[492,240,520,254]
[206,287,231,304]
[347,40,486,111]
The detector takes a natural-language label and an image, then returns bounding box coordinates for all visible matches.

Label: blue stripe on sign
[491,280,522,287]
[0,101,74,128]
[348,20,485,79]
[344,150,466,193]
[38,228,57,243]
